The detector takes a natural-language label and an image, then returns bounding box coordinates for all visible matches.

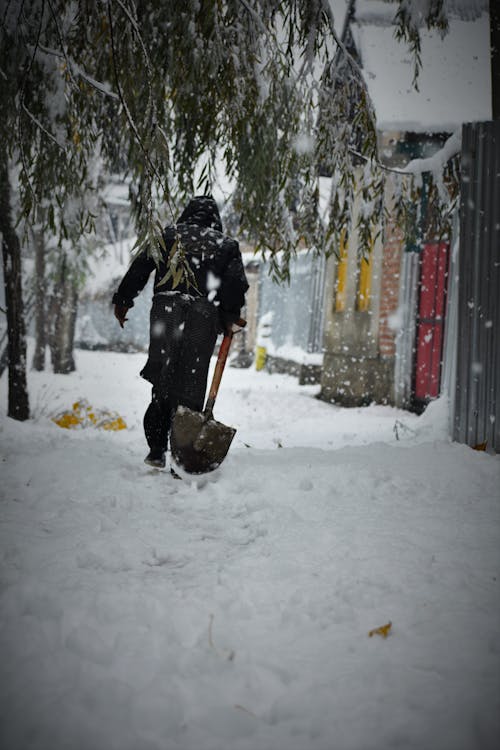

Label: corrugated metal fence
[258,251,326,356]
[454,121,500,452]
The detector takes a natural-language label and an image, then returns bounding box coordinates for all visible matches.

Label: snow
[83,237,137,297]
[355,0,488,27]
[102,180,131,208]
[73,63,118,100]
[352,13,492,132]
[292,133,316,155]
[264,341,324,367]
[403,128,462,175]
[1,343,499,750]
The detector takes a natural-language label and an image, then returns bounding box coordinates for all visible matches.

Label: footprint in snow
[299,478,314,491]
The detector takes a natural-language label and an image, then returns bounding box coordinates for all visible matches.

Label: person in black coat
[112,195,249,468]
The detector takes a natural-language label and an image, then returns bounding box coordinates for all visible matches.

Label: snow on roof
[352,11,491,132]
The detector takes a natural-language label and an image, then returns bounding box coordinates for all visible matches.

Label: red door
[414,242,450,400]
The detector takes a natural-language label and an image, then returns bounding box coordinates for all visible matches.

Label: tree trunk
[0,146,30,420]
[49,255,78,374]
[32,224,46,371]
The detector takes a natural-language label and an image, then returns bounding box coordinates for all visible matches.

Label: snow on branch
[402,129,462,175]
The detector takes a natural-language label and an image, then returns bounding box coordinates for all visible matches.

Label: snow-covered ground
[1,345,499,750]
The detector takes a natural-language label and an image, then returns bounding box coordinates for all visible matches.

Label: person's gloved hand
[217,310,239,335]
[114,304,129,328]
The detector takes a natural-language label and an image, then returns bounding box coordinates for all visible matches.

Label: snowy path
[1,348,499,750]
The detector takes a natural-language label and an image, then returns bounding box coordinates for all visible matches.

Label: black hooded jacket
[112,196,248,323]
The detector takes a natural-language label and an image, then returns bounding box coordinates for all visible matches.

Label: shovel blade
[171,405,236,474]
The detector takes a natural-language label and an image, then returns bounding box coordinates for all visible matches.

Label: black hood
[176,196,223,232]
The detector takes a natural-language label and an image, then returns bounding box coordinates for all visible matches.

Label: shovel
[170,319,246,474]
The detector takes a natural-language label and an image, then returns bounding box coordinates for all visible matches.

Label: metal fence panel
[394,250,420,408]
[258,251,326,355]
[454,121,500,452]
[441,213,460,436]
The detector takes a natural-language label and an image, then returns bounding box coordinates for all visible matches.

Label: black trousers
[143,387,172,454]
[141,294,218,453]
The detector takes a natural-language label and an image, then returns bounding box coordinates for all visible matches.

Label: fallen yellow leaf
[368,621,392,639]
[53,413,81,429]
[52,399,126,431]
[101,416,127,431]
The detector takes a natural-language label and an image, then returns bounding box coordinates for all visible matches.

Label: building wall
[378,213,402,359]
[319,173,398,406]
[379,132,459,413]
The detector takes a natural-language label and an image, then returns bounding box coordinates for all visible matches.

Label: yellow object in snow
[368,621,392,639]
[473,441,487,451]
[255,345,267,371]
[52,399,126,431]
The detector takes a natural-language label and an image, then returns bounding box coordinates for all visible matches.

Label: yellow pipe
[335,227,348,313]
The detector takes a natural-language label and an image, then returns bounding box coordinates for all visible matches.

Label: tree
[31,219,46,372]
[0,0,485,419]
[0,149,29,420]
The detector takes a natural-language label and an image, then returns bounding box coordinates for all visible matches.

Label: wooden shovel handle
[204,318,246,416]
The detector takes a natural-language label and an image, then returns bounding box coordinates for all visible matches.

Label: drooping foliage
[0,0,470,284]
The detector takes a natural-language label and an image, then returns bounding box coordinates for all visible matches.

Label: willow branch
[46,0,77,88]
[17,0,47,205]
[22,103,65,149]
[107,2,161,186]
[107,1,178,228]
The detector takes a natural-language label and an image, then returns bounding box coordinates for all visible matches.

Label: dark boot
[143,387,171,466]
[144,450,166,469]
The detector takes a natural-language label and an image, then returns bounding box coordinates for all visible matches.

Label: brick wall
[378,219,403,357]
